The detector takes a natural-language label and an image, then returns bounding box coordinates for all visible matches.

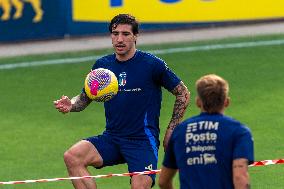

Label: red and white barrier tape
[0,170,160,185]
[0,159,283,185]
[249,158,284,167]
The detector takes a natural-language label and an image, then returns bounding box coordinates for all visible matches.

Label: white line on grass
[1,39,284,70]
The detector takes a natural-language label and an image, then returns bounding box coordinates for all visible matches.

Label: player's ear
[196,96,202,108]
[133,35,137,42]
[224,97,230,108]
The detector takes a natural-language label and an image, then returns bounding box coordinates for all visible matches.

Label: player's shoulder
[92,54,115,69]
[96,54,115,63]
[138,50,166,64]
[222,115,252,134]
[222,115,241,124]
[222,115,244,126]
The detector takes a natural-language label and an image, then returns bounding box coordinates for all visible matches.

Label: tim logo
[0,0,43,22]
[118,72,127,87]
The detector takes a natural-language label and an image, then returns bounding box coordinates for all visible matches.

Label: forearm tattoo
[168,82,190,130]
[70,93,92,112]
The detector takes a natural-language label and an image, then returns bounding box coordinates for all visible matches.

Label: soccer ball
[84,68,118,102]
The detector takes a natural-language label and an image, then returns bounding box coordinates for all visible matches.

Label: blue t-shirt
[163,112,254,189]
[84,50,181,141]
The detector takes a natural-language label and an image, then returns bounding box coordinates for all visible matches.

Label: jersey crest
[118,72,127,86]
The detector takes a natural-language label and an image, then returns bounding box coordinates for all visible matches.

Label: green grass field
[1,34,284,189]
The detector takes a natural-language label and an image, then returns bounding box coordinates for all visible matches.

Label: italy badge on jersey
[119,72,127,86]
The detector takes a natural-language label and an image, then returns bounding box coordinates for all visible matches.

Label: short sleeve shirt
[163,112,254,189]
[83,50,181,140]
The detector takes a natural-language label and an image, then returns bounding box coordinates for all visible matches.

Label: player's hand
[163,128,174,151]
[53,95,72,114]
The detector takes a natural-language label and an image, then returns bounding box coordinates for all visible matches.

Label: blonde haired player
[159,74,254,189]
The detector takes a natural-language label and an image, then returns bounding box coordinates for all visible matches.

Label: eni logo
[110,0,181,7]
[0,0,43,22]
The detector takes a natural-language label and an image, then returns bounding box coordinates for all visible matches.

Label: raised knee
[63,150,81,167]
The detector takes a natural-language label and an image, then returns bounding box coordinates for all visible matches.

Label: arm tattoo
[168,81,190,130]
[70,93,92,112]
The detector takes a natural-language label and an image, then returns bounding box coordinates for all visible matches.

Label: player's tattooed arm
[70,93,92,112]
[163,81,190,150]
[168,81,190,130]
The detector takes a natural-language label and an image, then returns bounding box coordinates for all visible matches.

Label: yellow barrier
[73,0,284,22]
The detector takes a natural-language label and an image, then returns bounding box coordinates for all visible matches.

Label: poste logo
[0,0,43,23]
[73,0,284,23]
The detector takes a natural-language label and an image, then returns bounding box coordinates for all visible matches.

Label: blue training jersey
[163,112,254,189]
[84,50,181,140]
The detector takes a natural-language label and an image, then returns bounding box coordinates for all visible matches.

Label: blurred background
[1,0,284,44]
[1,0,284,189]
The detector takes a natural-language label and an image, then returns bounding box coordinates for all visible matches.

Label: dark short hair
[196,74,229,114]
[109,14,139,35]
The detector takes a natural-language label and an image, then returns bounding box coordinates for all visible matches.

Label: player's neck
[116,48,137,62]
[200,108,225,114]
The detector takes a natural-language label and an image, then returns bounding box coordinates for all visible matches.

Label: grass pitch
[0,34,284,188]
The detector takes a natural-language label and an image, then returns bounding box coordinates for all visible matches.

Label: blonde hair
[196,74,229,113]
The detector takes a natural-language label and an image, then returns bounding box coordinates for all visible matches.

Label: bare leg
[131,175,153,189]
[64,140,103,189]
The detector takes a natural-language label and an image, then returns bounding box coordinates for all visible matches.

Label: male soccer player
[159,74,254,189]
[54,14,190,189]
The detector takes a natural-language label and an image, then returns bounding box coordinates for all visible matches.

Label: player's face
[111,24,137,61]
